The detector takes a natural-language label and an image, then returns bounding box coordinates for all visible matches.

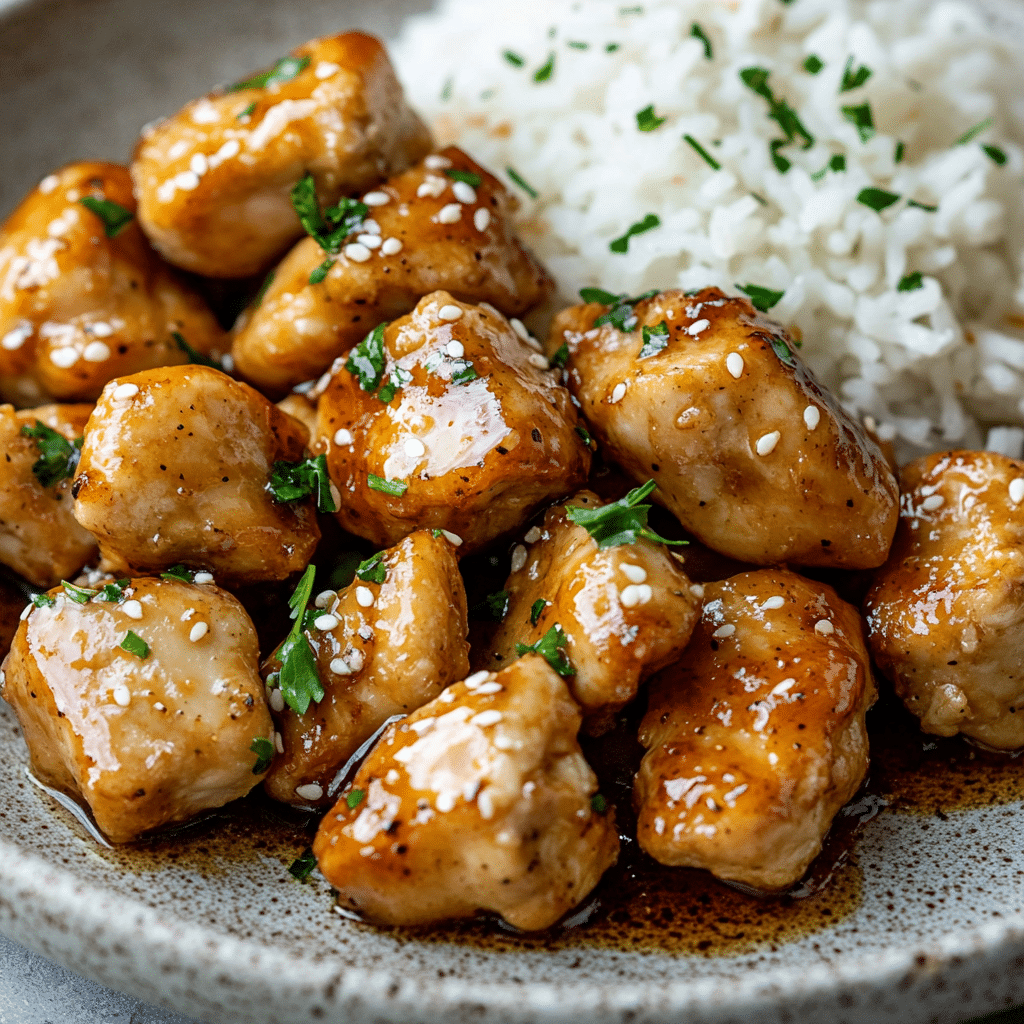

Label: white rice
[394,0,1024,457]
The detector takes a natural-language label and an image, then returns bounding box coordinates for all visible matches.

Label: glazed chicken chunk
[72,365,319,585]
[0,577,273,843]
[314,654,619,930]
[486,489,701,733]
[0,403,97,588]
[232,146,553,394]
[865,451,1024,750]
[263,531,470,807]
[132,33,432,278]
[635,569,874,891]
[313,291,590,553]
[0,162,223,406]
[547,287,898,568]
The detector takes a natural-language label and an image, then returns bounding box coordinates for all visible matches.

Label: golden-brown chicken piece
[314,654,618,930]
[0,576,273,843]
[0,162,223,406]
[865,451,1024,750]
[0,403,98,588]
[263,531,470,807]
[231,147,553,393]
[313,291,590,553]
[72,365,319,585]
[132,33,432,278]
[547,287,898,568]
[486,489,701,733]
[635,568,874,891]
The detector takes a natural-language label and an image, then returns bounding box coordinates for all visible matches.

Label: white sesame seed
[343,242,372,263]
[385,769,400,785]
[436,792,456,813]
[528,353,549,369]
[610,382,627,404]
[334,428,353,446]
[509,318,530,341]
[111,382,139,401]
[474,207,491,232]
[761,596,786,611]
[315,60,340,79]
[425,154,452,170]
[445,339,465,357]
[416,177,447,199]
[314,590,335,609]
[475,682,503,695]
[39,174,59,193]
[330,657,353,676]
[814,619,835,636]
[441,529,463,547]
[154,701,166,712]
[726,352,744,379]
[524,526,542,544]
[189,152,208,176]
[452,180,477,204]
[380,236,402,255]
[193,572,214,585]
[471,710,503,727]
[398,436,425,460]
[314,614,339,631]
[438,304,463,321]
[620,564,647,584]
[755,431,781,456]
[295,783,323,802]
[356,233,382,248]
[269,688,285,712]
[510,544,528,573]
[2,324,32,350]
[804,406,821,431]
[122,600,143,620]
[690,584,705,599]
[356,586,374,607]
[712,624,736,639]
[1010,478,1024,504]
[189,621,208,642]
[361,219,381,235]
[90,321,113,338]
[362,191,390,206]
[437,203,463,224]
[113,685,131,707]
[922,494,945,511]
[49,346,79,368]
[19,605,31,621]
[82,341,111,362]
[465,671,491,688]
[687,319,710,336]
[620,583,653,607]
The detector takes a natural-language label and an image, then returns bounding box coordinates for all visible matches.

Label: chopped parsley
[857,187,901,212]
[268,455,338,513]
[565,479,685,549]
[803,54,824,74]
[898,272,924,292]
[345,322,388,394]
[503,49,525,67]
[984,145,1007,166]
[79,196,134,238]
[346,788,366,809]
[739,66,815,153]
[160,565,193,583]
[440,77,453,101]
[288,849,317,880]
[690,23,712,59]
[907,199,937,213]
[550,342,569,368]
[227,54,310,92]
[368,474,408,496]
[769,139,792,173]
[119,630,149,659]
[237,102,257,119]
[506,166,538,198]
[567,40,589,50]
[61,580,97,604]
[533,52,555,82]
[515,623,574,677]
[639,320,670,358]
[955,117,993,146]
[172,331,220,369]
[308,259,332,285]
[290,174,369,282]
[30,593,55,609]
[811,153,846,181]
[894,141,905,164]
[355,551,387,584]
[444,168,482,187]
[98,580,130,602]
[377,367,411,404]
[20,421,82,488]
[683,134,721,171]
[480,589,510,621]
[250,737,274,775]
[449,360,479,385]
[769,335,796,367]
[582,287,659,331]
[839,56,872,92]
[606,42,620,53]
[530,599,548,625]
[591,793,608,813]
[636,104,666,132]
[269,565,324,715]
[841,102,875,142]
[575,425,593,447]
[736,283,785,312]
[609,213,660,254]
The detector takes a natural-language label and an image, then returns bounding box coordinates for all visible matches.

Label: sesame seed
[315,60,340,79]
[620,564,647,584]
[610,382,627,404]
[269,688,285,712]
[620,583,653,607]
[2,324,32,350]
[804,406,821,431]
[189,152,208,176]
[510,318,530,341]
[189,621,208,642]
[343,242,371,262]
[334,428,353,446]
[712,623,736,639]
[113,685,131,707]
[356,586,374,607]
[330,657,353,675]
[295,783,324,802]
[385,769,400,785]
[510,544,528,573]
[111,382,139,401]
[91,322,113,338]
[814,619,835,636]
[761,596,785,611]
[83,341,111,362]
[465,671,491,688]
[356,233,382,248]
[445,340,465,357]
[770,677,796,696]
[474,207,491,232]
[416,177,447,199]
[362,191,390,206]
[380,237,402,255]
[436,792,456,812]
[528,352,549,369]
[441,529,463,546]
[690,584,705,599]
[154,701,166,712]
[1010,478,1024,504]
[19,605,31,621]
[687,319,710,336]
[39,174,59,193]
[475,682,503,695]
[438,304,463,321]
[314,614,339,631]
[193,572,214,585]
[361,219,381,235]
[452,180,477,204]
[315,590,335,609]
[755,431,781,456]
[425,154,452,170]
[274,732,284,753]
[122,600,143,620]
[471,710,503,727]
[49,346,79,368]
[726,352,744,378]
[402,436,426,459]
[922,494,945,511]
[524,526,542,543]
[437,203,463,224]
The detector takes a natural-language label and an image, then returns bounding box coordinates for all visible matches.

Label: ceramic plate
[2,1,1024,1021]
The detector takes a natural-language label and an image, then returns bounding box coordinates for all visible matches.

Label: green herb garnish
[898,272,924,292]
[516,623,574,677]
[506,166,538,198]
[955,117,993,146]
[584,287,659,331]
[268,455,337,513]
[839,56,872,92]
[690,23,712,59]
[238,102,257,119]
[20,421,82,488]
[895,141,905,164]
[172,331,220,369]
[533,52,555,82]
[61,580,97,604]
[530,599,547,625]
[575,425,593,447]
[250,737,274,775]
[907,199,937,212]
[739,66,815,149]
[346,788,366,809]
[482,589,510,621]
[355,552,387,585]
[503,49,525,67]
[288,849,317,880]
[308,259,332,285]
[253,270,275,308]
[290,174,368,282]
[119,630,149,659]
[440,77,453,101]
[79,197,134,238]
[857,187,901,212]
[609,213,660,254]
[30,593,55,609]
[566,480,685,549]
[228,54,310,92]
[842,102,875,142]
[450,360,479,385]
[445,168,483,187]
[683,134,721,171]
[639,321,670,358]
[345,322,388,394]
[736,283,785,312]
[636,104,666,132]
[769,139,792,173]
[99,580,130,602]
[550,342,569,368]
[811,153,846,181]
[160,565,193,583]
[270,565,324,716]
[803,54,824,74]
[368,474,408,497]
[984,145,1007,166]
[606,42,620,53]
[591,793,608,813]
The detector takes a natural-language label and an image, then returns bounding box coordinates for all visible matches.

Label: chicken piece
[865,451,1024,750]
[635,568,874,891]
[0,403,98,588]
[313,291,590,553]
[231,147,553,393]
[0,576,272,843]
[131,33,432,279]
[547,287,898,568]
[263,531,470,807]
[486,490,701,733]
[0,162,224,406]
[72,365,319,585]
[313,654,618,930]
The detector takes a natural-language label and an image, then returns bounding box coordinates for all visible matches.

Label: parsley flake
[739,66,815,150]
[253,270,275,308]
[567,40,589,50]
[119,630,149,659]
[841,103,875,142]
[584,287,659,331]
[551,342,569,368]
[769,139,792,173]
[683,134,721,171]
[20,420,82,488]
[345,322,388,394]
[79,196,134,238]
[99,580,130,602]
[803,54,824,74]
[898,272,924,292]
[736,283,785,312]
[811,153,846,181]
[506,166,538,198]
[575,425,594,447]
[172,331,220,369]
[907,199,937,212]
[346,788,366,809]
[160,565,193,583]
[894,141,905,164]
[268,455,338,513]
[440,77,453,102]
[530,599,547,625]
[30,593,55,609]
[606,42,620,53]
[609,213,660,254]
[444,168,482,187]
[269,565,324,715]
[515,623,575,676]
[984,145,1007,166]
[368,474,408,497]
[308,259,332,285]
[250,737,274,775]
[591,793,608,813]
[956,117,993,146]
[288,849,317,880]
[450,360,479,385]
[533,52,555,82]
[61,580,96,604]
[238,102,256,119]
[690,23,712,59]
[290,173,368,279]
[636,104,666,132]
[481,589,510,621]
[639,321,670,358]
[857,187,901,212]
[503,49,525,67]
[839,56,872,92]
[228,54,310,92]
[769,335,797,367]
[355,552,387,585]
[565,480,685,549]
